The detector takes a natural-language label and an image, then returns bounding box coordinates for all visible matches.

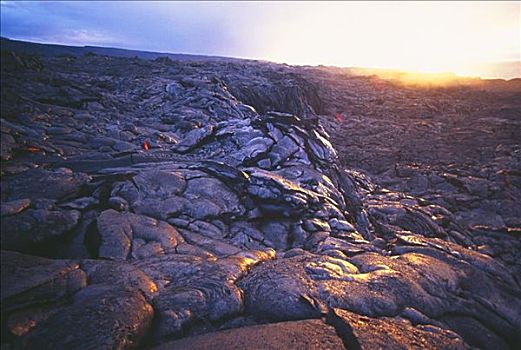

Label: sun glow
[262,2,520,78]
[1,1,518,79]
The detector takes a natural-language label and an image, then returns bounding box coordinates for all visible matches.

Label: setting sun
[262,2,520,78]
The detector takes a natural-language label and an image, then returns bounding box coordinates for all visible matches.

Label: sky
[1,1,520,78]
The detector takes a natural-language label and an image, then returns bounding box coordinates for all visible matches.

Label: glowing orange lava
[25,146,40,153]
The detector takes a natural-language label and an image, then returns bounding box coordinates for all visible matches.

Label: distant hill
[1,37,519,90]
[0,37,235,62]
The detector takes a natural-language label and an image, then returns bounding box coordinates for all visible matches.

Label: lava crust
[1,45,520,349]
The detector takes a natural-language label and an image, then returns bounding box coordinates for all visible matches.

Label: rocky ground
[1,48,520,349]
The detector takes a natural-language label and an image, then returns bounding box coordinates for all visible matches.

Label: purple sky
[1,1,519,78]
[0,2,281,58]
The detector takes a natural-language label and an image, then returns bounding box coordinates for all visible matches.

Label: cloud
[0,1,274,56]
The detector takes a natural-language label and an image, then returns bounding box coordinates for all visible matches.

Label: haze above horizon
[1,1,519,79]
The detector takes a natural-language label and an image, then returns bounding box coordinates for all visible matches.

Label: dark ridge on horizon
[2,36,519,83]
[0,36,245,62]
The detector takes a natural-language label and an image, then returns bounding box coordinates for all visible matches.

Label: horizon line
[2,36,520,81]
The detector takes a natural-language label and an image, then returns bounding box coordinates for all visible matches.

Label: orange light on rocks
[335,113,344,123]
[143,140,150,151]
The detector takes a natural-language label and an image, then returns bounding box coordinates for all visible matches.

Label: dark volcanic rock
[239,247,521,347]
[0,168,90,202]
[80,259,159,299]
[1,43,520,349]
[20,285,154,350]
[1,251,87,340]
[96,209,183,260]
[133,251,274,342]
[327,308,469,350]
[151,319,344,350]
[1,251,86,313]
[1,208,80,253]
